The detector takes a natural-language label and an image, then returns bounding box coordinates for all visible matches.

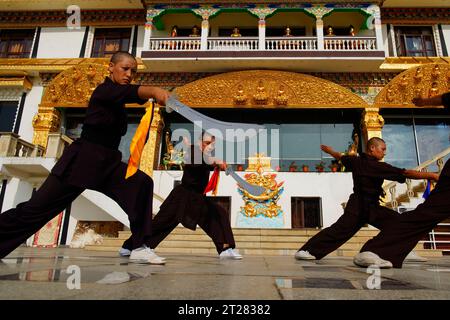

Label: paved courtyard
[1,247,450,301]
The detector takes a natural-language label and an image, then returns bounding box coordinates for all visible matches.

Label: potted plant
[315,161,325,172]
[329,160,340,172]
[289,161,298,172]
[302,164,309,172]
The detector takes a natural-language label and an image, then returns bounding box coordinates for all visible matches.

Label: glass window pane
[382,118,419,169]
[0,101,18,132]
[415,118,450,171]
[405,36,423,51]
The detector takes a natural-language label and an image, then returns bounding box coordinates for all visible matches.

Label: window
[291,197,322,228]
[0,101,19,132]
[91,28,131,58]
[382,110,450,171]
[0,29,35,58]
[163,109,361,172]
[395,26,436,57]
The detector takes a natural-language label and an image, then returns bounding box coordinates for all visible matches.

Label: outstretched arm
[412,95,444,107]
[404,170,439,182]
[321,144,343,161]
[138,86,170,106]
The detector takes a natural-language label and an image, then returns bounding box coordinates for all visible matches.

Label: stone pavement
[1,247,450,300]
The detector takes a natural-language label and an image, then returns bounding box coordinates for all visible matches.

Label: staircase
[84,226,442,258]
[384,147,450,256]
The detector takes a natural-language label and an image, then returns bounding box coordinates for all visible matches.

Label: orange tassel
[125,104,154,179]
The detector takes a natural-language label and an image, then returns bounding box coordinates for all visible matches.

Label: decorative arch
[33,63,109,148]
[40,63,109,108]
[374,63,450,108]
[173,70,369,109]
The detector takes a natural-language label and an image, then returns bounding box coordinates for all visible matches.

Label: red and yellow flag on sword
[125,104,155,179]
[203,167,220,196]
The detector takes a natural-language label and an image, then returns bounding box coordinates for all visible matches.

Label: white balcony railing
[324,37,377,51]
[208,37,259,51]
[149,37,201,51]
[148,36,378,52]
[265,37,318,51]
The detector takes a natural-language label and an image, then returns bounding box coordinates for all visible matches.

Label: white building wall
[36,27,86,58]
[1,178,34,212]
[442,25,450,54]
[136,25,145,57]
[152,171,354,229]
[18,81,43,143]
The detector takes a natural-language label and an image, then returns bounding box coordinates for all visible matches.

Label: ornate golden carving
[238,156,284,219]
[253,80,268,105]
[233,84,247,105]
[41,63,109,108]
[32,107,61,148]
[173,70,368,109]
[361,107,384,142]
[274,85,288,106]
[374,64,450,108]
[0,76,32,90]
[140,105,164,177]
[380,57,450,71]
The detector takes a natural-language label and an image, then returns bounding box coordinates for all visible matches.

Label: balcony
[142,35,385,72]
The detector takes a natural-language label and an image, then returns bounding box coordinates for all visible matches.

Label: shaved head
[110,51,136,64]
[366,137,385,151]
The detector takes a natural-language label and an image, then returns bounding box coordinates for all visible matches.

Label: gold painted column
[32,106,61,148]
[361,107,384,144]
[140,104,165,177]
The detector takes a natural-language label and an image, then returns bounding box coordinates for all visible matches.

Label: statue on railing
[162,131,185,170]
[284,26,293,37]
[189,25,200,37]
[326,26,335,36]
[231,27,242,37]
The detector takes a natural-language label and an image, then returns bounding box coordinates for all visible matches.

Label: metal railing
[420,223,450,250]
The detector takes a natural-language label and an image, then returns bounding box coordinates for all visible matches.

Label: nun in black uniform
[120,133,242,259]
[0,52,170,264]
[355,92,450,268]
[295,137,438,267]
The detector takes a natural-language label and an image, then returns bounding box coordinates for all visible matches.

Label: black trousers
[123,198,236,254]
[0,162,154,259]
[300,193,400,259]
[361,185,450,268]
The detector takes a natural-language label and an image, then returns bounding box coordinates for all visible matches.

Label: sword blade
[225,166,265,196]
[166,96,264,142]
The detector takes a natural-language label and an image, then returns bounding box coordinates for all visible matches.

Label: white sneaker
[294,250,316,260]
[219,248,243,260]
[129,246,166,265]
[118,247,131,257]
[353,251,393,269]
[404,251,428,263]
